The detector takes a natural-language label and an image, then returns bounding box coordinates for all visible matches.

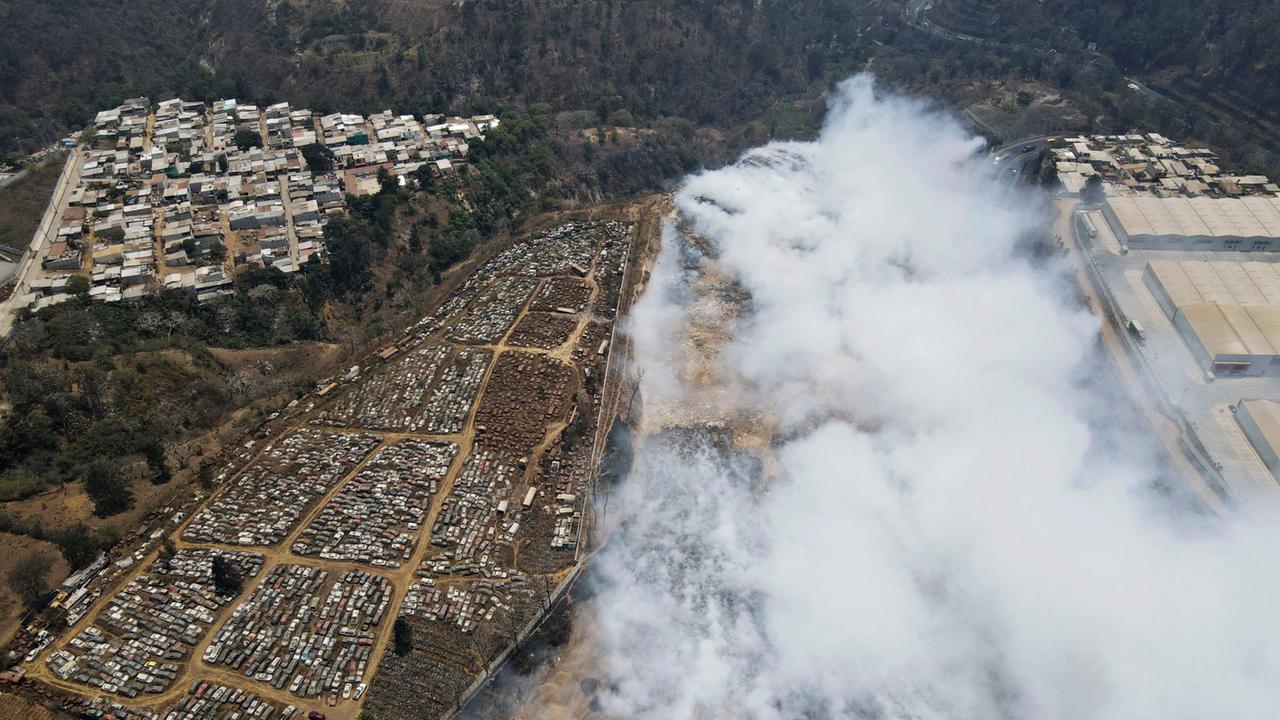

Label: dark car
[308,713,326,720]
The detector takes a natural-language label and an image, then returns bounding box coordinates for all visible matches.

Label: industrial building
[1144,260,1280,376]
[1236,400,1280,481]
[1105,196,1280,251]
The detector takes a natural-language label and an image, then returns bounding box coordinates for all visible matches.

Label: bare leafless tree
[627,367,645,418]
[539,575,554,610]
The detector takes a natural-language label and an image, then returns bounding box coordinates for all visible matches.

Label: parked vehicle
[1126,318,1147,345]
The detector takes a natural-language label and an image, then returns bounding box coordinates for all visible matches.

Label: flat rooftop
[1148,260,1280,307]
[1146,260,1280,358]
[1108,196,1280,239]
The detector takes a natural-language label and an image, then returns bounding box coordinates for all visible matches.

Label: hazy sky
[586,76,1280,720]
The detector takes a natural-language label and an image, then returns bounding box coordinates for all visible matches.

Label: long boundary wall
[440,228,640,719]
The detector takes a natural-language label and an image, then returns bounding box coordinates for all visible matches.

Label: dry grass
[3,342,343,526]
[207,340,343,380]
[1,475,185,543]
[0,157,64,250]
[0,533,69,647]
[0,691,69,720]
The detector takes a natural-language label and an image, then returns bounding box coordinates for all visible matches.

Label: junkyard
[20,217,644,719]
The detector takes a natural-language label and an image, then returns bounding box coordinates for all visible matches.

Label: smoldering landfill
[585,76,1280,720]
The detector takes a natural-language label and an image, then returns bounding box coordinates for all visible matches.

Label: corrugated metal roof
[1149,260,1280,308]
[1180,303,1280,356]
[1109,196,1280,239]
[1241,400,1280,459]
[1149,260,1280,358]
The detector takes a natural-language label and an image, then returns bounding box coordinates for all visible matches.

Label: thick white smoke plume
[589,76,1280,720]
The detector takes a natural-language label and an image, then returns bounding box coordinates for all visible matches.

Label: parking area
[167,681,295,719]
[447,276,540,344]
[507,312,578,350]
[425,450,523,579]
[293,440,459,567]
[310,344,453,432]
[474,353,574,458]
[529,276,592,313]
[27,218,641,720]
[400,578,528,635]
[204,565,392,702]
[182,430,382,546]
[46,549,264,699]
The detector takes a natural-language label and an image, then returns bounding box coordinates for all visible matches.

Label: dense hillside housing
[1054,133,1280,251]
[10,97,494,314]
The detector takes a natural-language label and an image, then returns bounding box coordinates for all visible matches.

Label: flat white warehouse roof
[1147,260,1280,307]
[1108,196,1280,239]
[1146,260,1280,359]
[1179,303,1280,357]
[1239,400,1280,466]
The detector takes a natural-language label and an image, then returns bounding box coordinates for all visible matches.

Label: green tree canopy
[83,460,133,517]
[53,523,100,570]
[393,616,413,656]
[233,129,262,151]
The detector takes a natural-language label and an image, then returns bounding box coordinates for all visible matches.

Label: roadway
[0,166,28,190]
[990,136,1050,185]
[905,0,935,23]
[1124,76,1178,107]
[986,133,1232,514]
[0,148,82,338]
[1055,199,1230,515]
[902,0,1005,46]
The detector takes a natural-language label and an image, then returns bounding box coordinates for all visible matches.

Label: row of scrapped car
[433,221,620,352]
[446,276,540,344]
[171,680,295,719]
[203,565,391,701]
[292,439,458,567]
[308,344,491,438]
[472,352,574,457]
[182,429,382,546]
[425,450,522,577]
[46,549,264,699]
[65,677,318,719]
[309,344,453,432]
[399,577,536,634]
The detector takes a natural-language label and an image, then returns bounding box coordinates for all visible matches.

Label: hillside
[928,0,1280,112]
[0,0,888,156]
[7,0,1279,161]
[920,0,1280,173]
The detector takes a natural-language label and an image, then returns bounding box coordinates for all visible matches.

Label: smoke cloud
[587,76,1280,720]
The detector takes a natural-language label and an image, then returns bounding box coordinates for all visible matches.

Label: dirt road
[26,211,658,719]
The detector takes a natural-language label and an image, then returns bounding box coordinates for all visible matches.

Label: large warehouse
[1105,196,1280,251]
[1144,260,1280,376]
[1236,400,1280,481]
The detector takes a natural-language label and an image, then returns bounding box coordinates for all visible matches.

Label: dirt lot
[963,80,1088,142]
[0,533,68,647]
[0,691,70,720]
[0,476,183,543]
